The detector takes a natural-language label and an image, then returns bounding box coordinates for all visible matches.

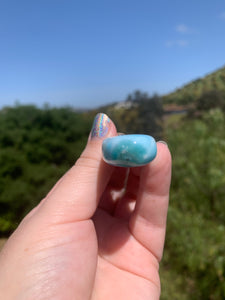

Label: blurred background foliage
[0,105,92,233]
[0,67,225,299]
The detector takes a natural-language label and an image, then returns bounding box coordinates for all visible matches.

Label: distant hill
[89,65,225,116]
[163,65,225,105]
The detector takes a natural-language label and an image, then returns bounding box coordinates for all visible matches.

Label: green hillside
[163,65,225,105]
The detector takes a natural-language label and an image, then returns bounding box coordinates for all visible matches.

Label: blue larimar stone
[102,134,157,167]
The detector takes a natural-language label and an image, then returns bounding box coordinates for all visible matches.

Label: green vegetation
[0,68,225,298]
[161,108,225,299]
[0,105,92,235]
[163,65,225,106]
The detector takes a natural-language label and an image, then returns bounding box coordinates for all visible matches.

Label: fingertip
[156,141,172,168]
[138,141,172,198]
[129,140,172,261]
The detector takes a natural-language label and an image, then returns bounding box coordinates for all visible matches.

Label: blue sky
[0,0,225,109]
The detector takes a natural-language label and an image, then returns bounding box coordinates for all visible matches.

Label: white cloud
[176,24,198,34]
[176,24,190,34]
[165,24,193,48]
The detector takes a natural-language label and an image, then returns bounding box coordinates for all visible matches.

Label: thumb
[39,113,117,224]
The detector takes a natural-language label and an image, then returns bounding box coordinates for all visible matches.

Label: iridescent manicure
[91,113,111,138]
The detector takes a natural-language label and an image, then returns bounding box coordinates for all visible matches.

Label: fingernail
[91,113,111,139]
[158,140,168,147]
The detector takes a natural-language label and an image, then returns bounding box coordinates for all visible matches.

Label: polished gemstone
[102,134,157,167]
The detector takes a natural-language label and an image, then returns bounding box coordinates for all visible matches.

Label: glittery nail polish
[91,113,111,138]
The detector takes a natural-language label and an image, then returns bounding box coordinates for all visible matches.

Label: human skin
[0,114,172,300]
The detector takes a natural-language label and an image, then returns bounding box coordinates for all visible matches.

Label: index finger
[129,142,172,261]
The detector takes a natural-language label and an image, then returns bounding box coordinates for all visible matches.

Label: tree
[111,91,164,139]
[196,90,225,112]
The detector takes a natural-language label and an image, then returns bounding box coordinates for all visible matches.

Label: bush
[162,207,225,299]
[162,109,225,299]
[0,105,92,235]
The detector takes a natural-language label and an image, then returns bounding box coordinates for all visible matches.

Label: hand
[0,113,171,300]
